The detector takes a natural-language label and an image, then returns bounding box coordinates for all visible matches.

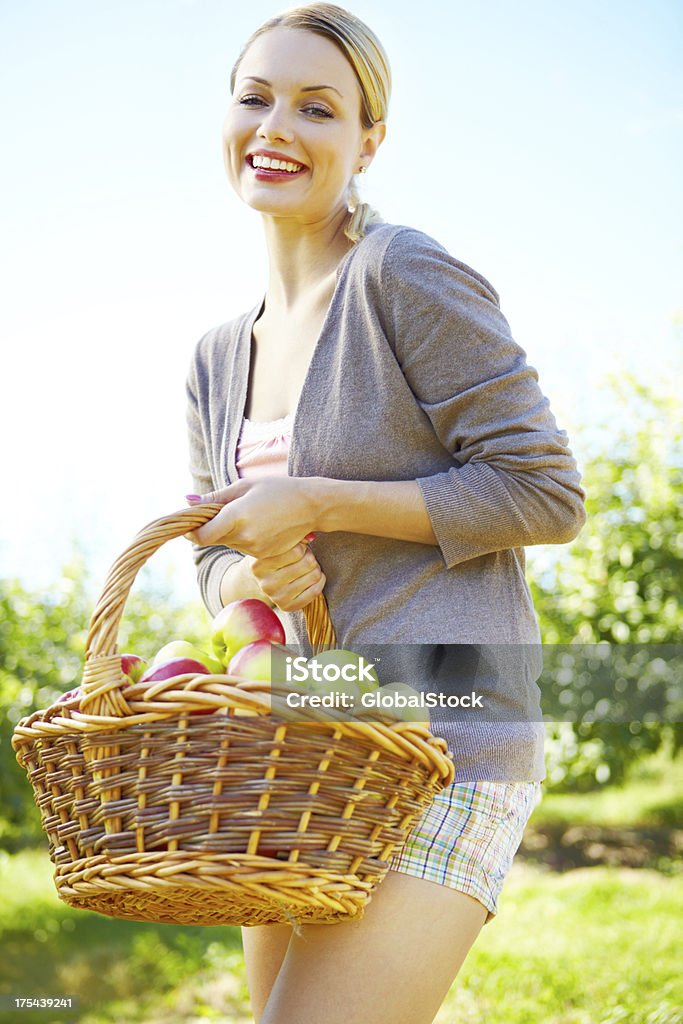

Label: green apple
[376,682,429,726]
[306,649,379,696]
[152,640,223,675]
[312,675,362,708]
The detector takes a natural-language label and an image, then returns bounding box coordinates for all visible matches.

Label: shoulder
[191,311,248,366]
[352,222,500,308]
[187,307,257,385]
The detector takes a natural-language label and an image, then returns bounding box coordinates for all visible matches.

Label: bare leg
[260,870,487,1024]
[241,923,293,1023]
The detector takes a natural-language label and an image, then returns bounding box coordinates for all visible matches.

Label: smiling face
[223,26,384,228]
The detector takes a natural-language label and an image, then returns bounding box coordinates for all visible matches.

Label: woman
[185,5,587,1022]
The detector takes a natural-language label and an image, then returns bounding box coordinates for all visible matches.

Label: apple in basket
[138,657,215,715]
[57,686,82,708]
[139,657,212,684]
[307,649,380,696]
[227,643,303,722]
[120,653,148,683]
[55,652,148,710]
[378,682,430,727]
[227,640,273,682]
[211,599,285,667]
[151,640,223,675]
[292,650,373,713]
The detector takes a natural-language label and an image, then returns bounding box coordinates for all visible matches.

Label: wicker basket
[11,505,455,928]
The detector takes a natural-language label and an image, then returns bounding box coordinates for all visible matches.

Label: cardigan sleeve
[379,229,587,569]
[186,344,244,618]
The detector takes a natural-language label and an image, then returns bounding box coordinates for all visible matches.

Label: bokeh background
[1,1,681,1022]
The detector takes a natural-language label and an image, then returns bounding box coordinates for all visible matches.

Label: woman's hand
[218,547,325,612]
[247,544,327,613]
[185,477,319,558]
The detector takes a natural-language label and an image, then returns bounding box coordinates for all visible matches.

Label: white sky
[1,0,681,607]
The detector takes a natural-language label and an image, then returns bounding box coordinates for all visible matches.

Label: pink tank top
[235,413,293,479]
[235,415,316,545]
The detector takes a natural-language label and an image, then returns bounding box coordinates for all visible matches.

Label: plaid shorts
[388,781,542,921]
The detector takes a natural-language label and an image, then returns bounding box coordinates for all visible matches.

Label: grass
[437,863,682,1024]
[0,848,249,1024]
[2,755,680,1023]
[533,753,683,830]
[1,848,681,1024]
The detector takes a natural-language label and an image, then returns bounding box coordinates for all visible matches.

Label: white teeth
[251,155,303,172]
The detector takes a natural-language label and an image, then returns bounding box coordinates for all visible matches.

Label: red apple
[210,599,285,667]
[121,653,148,683]
[57,687,81,708]
[138,657,215,715]
[151,641,223,674]
[227,640,273,681]
[139,657,211,684]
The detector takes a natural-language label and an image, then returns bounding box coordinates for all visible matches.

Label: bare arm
[309,478,438,545]
[187,475,436,555]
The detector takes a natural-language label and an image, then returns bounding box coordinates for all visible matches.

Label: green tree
[0,559,209,848]
[529,372,683,788]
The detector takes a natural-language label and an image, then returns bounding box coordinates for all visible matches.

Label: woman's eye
[303,104,333,118]
[237,95,332,118]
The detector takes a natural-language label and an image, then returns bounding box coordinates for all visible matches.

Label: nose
[256,101,294,145]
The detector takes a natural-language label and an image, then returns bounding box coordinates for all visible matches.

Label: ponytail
[344,175,384,243]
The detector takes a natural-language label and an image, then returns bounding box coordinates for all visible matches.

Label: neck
[260,205,355,309]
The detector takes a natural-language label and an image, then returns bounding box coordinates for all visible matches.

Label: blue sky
[1,0,681,605]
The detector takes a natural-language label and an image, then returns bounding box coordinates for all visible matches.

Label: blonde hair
[230,3,391,242]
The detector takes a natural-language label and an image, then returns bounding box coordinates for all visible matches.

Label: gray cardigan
[186,223,587,781]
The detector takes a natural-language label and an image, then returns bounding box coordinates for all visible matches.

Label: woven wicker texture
[12,505,454,927]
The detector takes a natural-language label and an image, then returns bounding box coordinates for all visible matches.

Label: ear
[359,120,387,168]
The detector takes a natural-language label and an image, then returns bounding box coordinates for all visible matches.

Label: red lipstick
[246,150,308,182]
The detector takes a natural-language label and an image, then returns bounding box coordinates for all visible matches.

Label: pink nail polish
[304,532,317,542]
[185,494,202,503]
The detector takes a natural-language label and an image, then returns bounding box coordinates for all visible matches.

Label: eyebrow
[241,76,343,98]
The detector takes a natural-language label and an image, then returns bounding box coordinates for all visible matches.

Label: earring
[359,165,367,174]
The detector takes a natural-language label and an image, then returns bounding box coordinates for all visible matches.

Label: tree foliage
[1,373,681,842]
[0,558,210,847]
[529,372,682,788]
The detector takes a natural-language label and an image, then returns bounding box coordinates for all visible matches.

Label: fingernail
[304,532,317,542]
[185,494,202,503]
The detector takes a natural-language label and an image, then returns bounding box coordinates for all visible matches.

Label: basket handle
[84,504,336,666]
